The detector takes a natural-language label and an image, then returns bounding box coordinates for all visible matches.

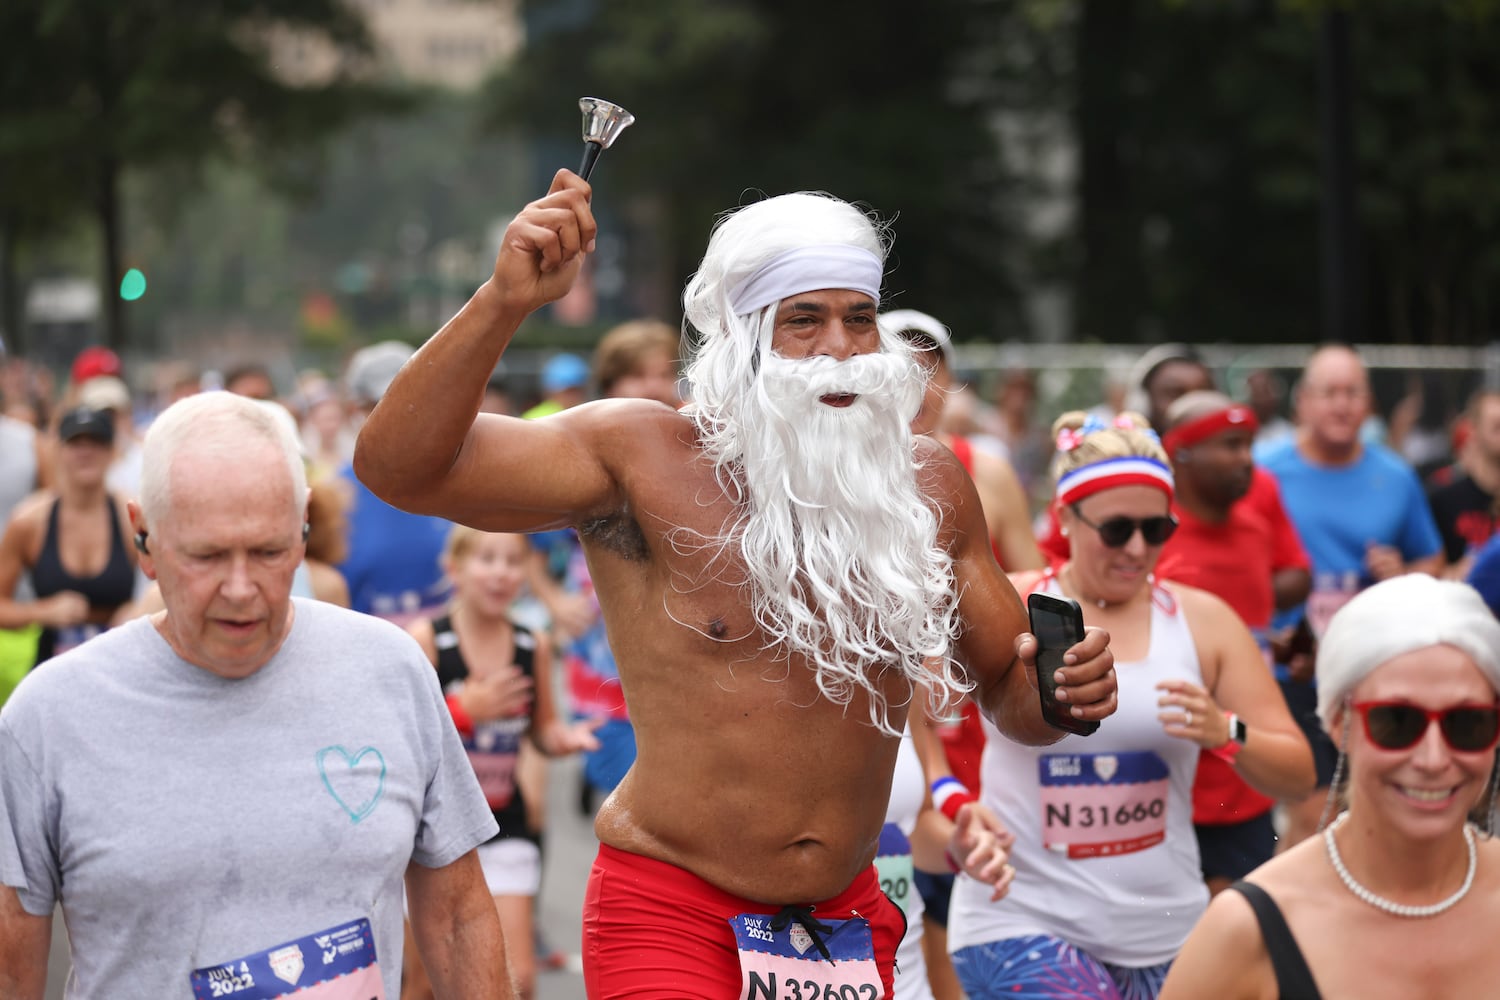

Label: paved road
[45,755,597,1000]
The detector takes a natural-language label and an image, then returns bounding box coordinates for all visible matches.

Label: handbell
[577,97,636,182]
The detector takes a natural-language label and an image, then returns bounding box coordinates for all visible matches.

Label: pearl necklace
[1323,812,1477,918]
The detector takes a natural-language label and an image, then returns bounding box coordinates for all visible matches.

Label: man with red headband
[1156,390,1311,893]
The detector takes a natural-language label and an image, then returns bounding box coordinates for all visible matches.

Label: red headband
[1162,405,1259,456]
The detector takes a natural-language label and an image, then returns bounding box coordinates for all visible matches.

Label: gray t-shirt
[0,598,498,999]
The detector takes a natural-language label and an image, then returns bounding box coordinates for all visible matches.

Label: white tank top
[946,578,1209,967]
[883,726,932,1000]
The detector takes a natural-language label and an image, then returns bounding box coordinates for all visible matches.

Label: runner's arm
[354,170,617,531]
[0,887,49,999]
[406,850,518,999]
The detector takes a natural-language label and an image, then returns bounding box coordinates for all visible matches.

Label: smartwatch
[1211,712,1247,763]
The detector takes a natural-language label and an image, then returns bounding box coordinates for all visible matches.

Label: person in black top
[403,524,599,1000]
[0,406,135,667]
[1427,389,1500,573]
[1161,576,1500,1000]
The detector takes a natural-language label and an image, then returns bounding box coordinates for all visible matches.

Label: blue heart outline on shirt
[317,745,386,824]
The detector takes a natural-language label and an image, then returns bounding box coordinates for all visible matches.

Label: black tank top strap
[31,498,67,598]
[511,622,537,680]
[1229,880,1323,1000]
[431,613,467,688]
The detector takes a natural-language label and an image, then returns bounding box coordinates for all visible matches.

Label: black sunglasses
[1071,507,1178,548]
[1351,700,1500,753]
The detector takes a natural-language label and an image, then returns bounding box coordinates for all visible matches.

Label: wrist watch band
[1211,712,1247,762]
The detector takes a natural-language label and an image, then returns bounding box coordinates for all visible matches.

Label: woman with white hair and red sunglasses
[948,411,1314,999]
[1162,573,1500,999]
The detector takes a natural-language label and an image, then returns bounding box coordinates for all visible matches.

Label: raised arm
[353,170,616,530]
[933,446,1115,746]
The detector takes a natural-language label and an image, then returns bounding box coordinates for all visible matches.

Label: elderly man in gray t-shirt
[0,392,514,999]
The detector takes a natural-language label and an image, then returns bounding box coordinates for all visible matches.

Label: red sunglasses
[1350,700,1500,753]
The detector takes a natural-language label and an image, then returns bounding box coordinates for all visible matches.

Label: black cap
[58,406,115,445]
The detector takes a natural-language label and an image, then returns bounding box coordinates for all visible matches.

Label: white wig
[682,193,902,406]
[675,192,967,733]
[1317,575,1500,731]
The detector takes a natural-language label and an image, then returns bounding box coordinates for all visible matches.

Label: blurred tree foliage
[1054,0,1500,345]
[0,0,405,353]
[484,0,1500,347]
[481,0,1033,343]
[7,0,1500,356]
[127,91,529,359]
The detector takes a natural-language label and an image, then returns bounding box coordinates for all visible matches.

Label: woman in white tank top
[948,411,1314,1000]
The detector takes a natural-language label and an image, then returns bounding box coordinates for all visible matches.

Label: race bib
[731,912,881,1000]
[190,918,383,1000]
[465,714,527,809]
[53,623,103,656]
[874,823,914,916]
[1306,574,1359,639]
[1039,751,1169,859]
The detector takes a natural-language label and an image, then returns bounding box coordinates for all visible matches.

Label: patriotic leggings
[952,933,1172,1000]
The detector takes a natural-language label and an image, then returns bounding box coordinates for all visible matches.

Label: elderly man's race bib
[731,911,882,1000]
[190,918,383,999]
[1039,751,1169,859]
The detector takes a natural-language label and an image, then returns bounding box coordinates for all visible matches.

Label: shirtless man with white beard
[355,170,1118,1000]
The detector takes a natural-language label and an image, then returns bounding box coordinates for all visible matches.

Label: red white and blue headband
[1161,404,1259,456]
[1057,457,1175,507]
[1054,413,1174,506]
[727,245,884,316]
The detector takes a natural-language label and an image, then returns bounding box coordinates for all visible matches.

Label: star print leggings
[952,934,1172,999]
[582,844,906,999]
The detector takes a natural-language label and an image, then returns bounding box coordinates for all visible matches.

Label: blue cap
[542,353,590,393]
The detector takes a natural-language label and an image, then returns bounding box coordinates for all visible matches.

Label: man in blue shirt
[1258,343,1443,848]
[338,341,453,625]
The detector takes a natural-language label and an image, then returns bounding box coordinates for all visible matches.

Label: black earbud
[133,531,150,555]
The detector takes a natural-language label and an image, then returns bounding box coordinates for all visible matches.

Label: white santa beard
[700,351,968,733]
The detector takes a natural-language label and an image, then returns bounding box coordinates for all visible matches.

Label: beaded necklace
[1323,813,1476,919]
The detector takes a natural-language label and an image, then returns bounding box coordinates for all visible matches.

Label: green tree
[1068,0,1500,346]
[0,0,404,353]
[482,0,1029,343]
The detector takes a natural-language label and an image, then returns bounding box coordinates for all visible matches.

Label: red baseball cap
[71,345,122,384]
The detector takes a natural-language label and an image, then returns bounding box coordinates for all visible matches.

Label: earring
[1060,526,1070,538]
[1484,749,1500,836]
[1316,710,1352,833]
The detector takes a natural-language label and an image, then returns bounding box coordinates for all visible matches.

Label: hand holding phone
[1028,592,1100,737]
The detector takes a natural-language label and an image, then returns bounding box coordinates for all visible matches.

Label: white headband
[727,245,883,316]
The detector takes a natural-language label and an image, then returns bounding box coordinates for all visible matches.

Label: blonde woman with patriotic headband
[947,411,1314,1000]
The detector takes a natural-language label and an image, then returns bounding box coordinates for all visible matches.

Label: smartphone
[1027,592,1099,737]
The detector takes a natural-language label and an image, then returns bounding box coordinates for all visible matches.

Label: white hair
[139,392,308,529]
[677,192,969,734]
[1317,575,1500,731]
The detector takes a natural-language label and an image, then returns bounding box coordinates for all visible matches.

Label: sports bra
[30,495,134,665]
[1230,880,1323,1000]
